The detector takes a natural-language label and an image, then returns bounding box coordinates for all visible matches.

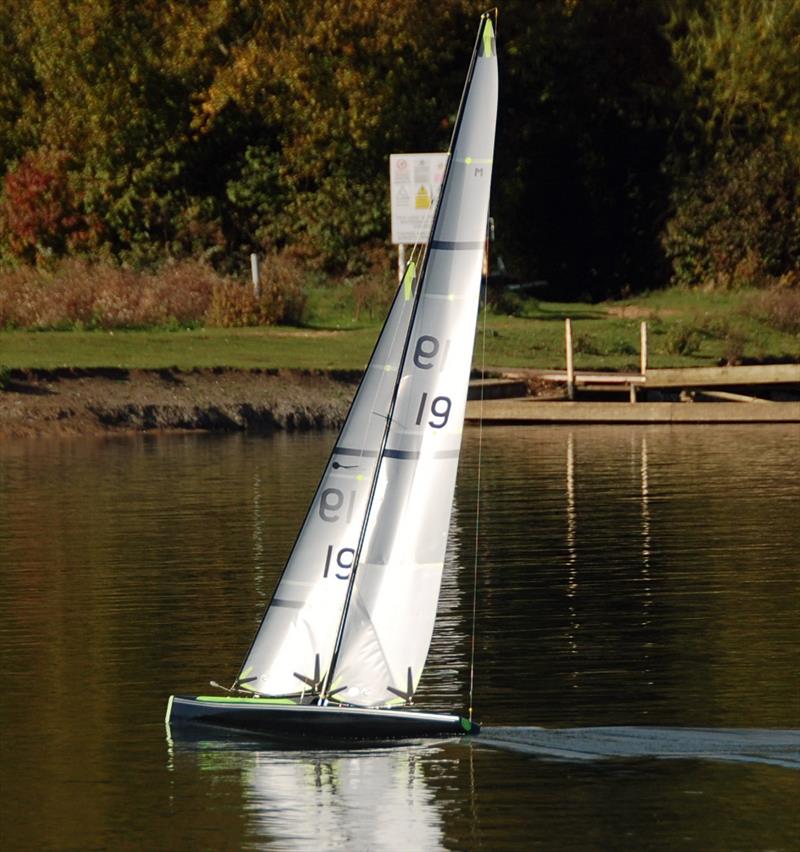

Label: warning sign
[389,153,448,244]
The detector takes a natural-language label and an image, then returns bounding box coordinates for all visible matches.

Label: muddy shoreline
[0,368,361,438]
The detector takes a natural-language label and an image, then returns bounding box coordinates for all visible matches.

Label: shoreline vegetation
[2,265,798,369]
[1,271,798,438]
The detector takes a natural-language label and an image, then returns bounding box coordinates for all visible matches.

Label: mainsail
[237,14,498,707]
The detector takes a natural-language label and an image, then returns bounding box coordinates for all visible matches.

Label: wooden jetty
[466,363,800,424]
[466,398,800,424]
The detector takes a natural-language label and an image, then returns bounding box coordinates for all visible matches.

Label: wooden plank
[536,371,645,385]
[465,400,800,424]
[687,389,770,404]
[497,364,799,390]
[645,364,800,388]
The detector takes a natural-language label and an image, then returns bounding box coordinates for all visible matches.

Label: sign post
[389,153,448,280]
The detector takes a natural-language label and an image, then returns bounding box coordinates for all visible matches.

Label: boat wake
[474,726,800,769]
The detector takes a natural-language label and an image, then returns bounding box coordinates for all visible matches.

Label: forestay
[329,18,498,707]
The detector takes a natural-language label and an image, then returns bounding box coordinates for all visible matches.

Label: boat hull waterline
[166,695,479,741]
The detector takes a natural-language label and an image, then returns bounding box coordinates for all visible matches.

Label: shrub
[722,330,747,365]
[0,150,99,264]
[573,332,602,356]
[0,259,217,329]
[608,338,637,356]
[743,285,800,334]
[352,273,394,321]
[664,322,702,355]
[205,251,308,327]
[206,282,262,327]
[488,288,525,317]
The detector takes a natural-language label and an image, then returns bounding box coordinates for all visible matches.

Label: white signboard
[389,153,448,244]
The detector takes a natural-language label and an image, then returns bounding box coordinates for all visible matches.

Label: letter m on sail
[474,167,484,177]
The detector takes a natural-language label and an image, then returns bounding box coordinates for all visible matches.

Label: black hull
[166,695,478,743]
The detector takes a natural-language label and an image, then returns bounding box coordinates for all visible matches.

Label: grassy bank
[2,287,797,372]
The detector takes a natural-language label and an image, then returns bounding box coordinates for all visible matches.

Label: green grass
[0,326,379,370]
[1,289,797,371]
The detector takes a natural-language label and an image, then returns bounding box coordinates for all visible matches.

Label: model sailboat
[167,12,498,741]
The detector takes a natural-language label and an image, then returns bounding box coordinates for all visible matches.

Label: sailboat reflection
[166,736,446,850]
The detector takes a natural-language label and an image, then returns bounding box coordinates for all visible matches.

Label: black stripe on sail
[383,449,419,460]
[272,599,304,609]
[430,240,485,251]
[382,448,461,460]
[333,447,379,458]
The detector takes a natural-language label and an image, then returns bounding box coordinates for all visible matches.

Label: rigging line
[467,222,490,723]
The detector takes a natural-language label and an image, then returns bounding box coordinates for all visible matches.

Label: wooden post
[640,321,648,376]
[631,320,648,403]
[565,318,575,400]
[483,217,493,279]
[398,244,406,283]
[250,253,261,299]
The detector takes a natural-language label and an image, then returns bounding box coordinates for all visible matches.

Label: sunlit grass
[1,289,797,371]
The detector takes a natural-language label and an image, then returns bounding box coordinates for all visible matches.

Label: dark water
[1,425,798,850]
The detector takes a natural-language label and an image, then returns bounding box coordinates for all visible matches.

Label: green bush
[608,338,637,356]
[664,322,702,356]
[663,139,800,289]
[488,289,526,317]
[573,332,602,356]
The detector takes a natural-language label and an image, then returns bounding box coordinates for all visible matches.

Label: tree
[197,0,473,268]
[663,0,800,287]
[492,0,679,298]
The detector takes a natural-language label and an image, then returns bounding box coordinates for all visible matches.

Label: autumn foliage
[1,151,99,262]
[0,0,797,299]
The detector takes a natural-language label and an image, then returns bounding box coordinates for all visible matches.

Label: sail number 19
[413,334,452,429]
[415,392,451,428]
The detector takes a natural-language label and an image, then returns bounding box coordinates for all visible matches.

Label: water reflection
[460,423,800,727]
[167,739,446,851]
[565,433,580,675]
[1,426,798,851]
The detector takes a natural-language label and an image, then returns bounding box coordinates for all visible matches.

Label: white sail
[328,17,498,707]
[237,263,418,695]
